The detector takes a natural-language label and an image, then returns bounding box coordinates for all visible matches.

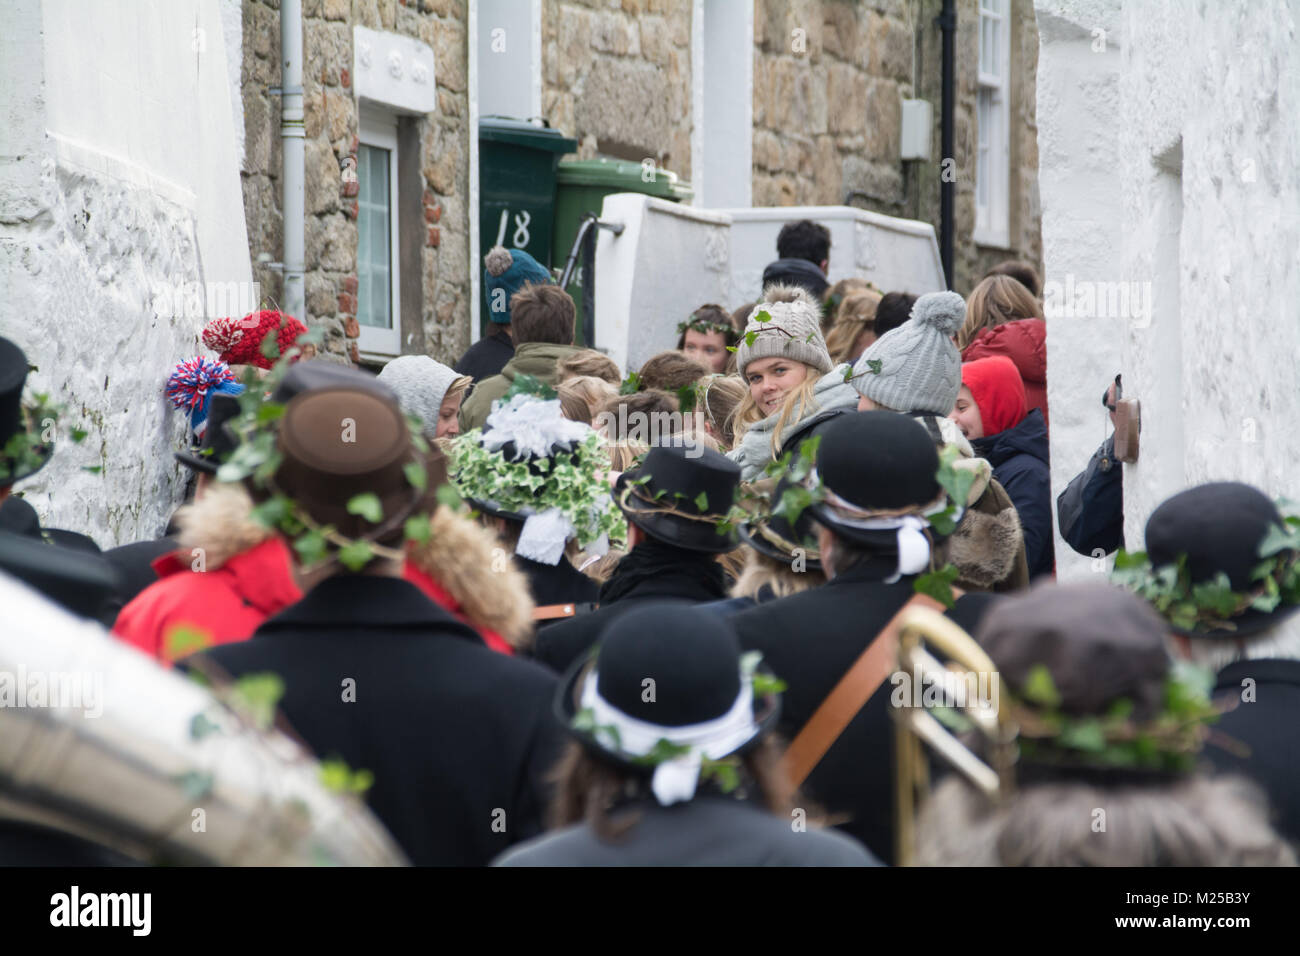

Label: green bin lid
[478,117,577,153]
[556,157,691,200]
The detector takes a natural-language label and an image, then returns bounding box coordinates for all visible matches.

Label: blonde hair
[557,349,621,384]
[958,275,1041,350]
[824,290,883,363]
[730,366,825,457]
[557,375,617,424]
[730,549,819,601]
[604,439,648,472]
[698,374,748,450]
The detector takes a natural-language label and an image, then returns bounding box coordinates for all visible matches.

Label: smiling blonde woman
[726,285,859,481]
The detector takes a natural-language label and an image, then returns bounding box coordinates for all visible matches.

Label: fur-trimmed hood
[174,483,277,570]
[407,506,535,650]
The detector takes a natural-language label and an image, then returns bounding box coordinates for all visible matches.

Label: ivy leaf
[677,384,698,414]
[293,529,328,565]
[865,358,883,375]
[619,371,642,395]
[346,493,384,524]
[1021,664,1062,709]
[70,427,88,443]
[1257,522,1300,559]
[260,334,281,361]
[913,564,960,608]
[694,491,709,511]
[319,757,375,795]
[1058,718,1107,753]
[744,330,758,347]
[403,461,428,492]
[1190,572,1242,617]
[250,495,292,530]
[175,770,214,800]
[436,484,463,509]
[165,624,214,662]
[255,402,286,424]
[752,310,772,324]
[404,514,432,545]
[337,539,374,571]
[190,712,223,741]
[81,465,103,474]
[229,672,285,731]
[504,373,556,401]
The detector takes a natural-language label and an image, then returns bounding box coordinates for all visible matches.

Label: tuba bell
[0,571,408,866]
[891,605,1017,866]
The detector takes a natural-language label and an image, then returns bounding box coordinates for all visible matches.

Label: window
[975,0,1010,248]
[358,113,401,357]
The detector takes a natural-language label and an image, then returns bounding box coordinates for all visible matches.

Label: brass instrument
[0,572,408,865]
[892,605,1017,866]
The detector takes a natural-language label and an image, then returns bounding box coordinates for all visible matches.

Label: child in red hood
[959,275,1048,432]
[952,356,1054,579]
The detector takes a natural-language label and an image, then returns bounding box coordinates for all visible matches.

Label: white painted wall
[691,0,753,209]
[1036,0,1300,569]
[475,0,542,121]
[593,194,732,374]
[0,0,252,546]
[724,205,946,307]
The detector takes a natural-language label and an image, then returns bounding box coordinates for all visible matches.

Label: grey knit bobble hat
[735,284,834,377]
[850,290,965,415]
[377,355,461,434]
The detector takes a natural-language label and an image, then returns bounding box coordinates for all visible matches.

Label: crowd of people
[0,218,1295,867]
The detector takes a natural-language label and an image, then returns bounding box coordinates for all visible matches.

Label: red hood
[151,536,301,616]
[962,318,1046,386]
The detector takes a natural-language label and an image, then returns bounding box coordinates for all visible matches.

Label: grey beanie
[735,284,833,377]
[850,290,964,415]
[377,355,461,434]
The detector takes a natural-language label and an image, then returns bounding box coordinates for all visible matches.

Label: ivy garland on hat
[450,392,626,564]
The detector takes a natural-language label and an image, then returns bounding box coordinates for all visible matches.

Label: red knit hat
[961,355,1026,436]
[202,311,308,370]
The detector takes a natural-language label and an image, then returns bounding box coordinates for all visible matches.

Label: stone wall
[752,0,1041,296]
[541,0,694,171]
[239,0,471,366]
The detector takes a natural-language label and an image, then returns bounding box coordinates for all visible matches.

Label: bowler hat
[556,605,781,789]
[0,531,123,623]
[737,473,822,572]
[1144,482,1300,638]
[0,337,53,485]
[267,387,443,551]
[614,444,741,553]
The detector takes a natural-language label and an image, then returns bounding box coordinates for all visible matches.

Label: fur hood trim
[950,503,1023,589]
[408,506,535,650]
[175,483,276,570]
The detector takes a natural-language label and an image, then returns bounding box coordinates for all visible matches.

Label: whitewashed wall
[0,0,252,546]
[1036,0,1300,570]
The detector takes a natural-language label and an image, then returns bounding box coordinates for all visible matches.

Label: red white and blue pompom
[165,357,243,435]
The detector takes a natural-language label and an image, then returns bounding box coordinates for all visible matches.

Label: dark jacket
[518,554,600,628]
[761,258,829,301]
[731,564,1000,864]
[101,536,180,605]
[1057,434,1124,557]
[492,794,878,866]
[532,538,729,674]
[459,342,585,432]
[454,327,514,386]
[1205,658,1300,846]
[188,574,565,866]
[972,408,1053,578]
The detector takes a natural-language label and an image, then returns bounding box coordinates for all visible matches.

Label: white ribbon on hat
[579,670,759,806]
[810,467,961,583]
[515,507,576,566]
[482,394,591,460]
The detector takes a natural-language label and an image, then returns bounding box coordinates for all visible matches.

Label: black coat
[531,539,729,674]
[454,328,514,387]
[188,574,565,866]
[518,555,600,631]
[102,536,178,604]
[972,408,1054,578]
[1205,658,1300,846]
[730,564,999,864]
[492,794,878,866]
[1056,434,1124,557]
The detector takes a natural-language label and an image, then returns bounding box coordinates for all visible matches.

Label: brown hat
[268,387,444,552]
[977,581,1172,722]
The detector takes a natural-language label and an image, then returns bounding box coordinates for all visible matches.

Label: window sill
[972,227,1013,252]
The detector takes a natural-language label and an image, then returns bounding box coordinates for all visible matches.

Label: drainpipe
[280,0,305,320]
[937,0,956,289]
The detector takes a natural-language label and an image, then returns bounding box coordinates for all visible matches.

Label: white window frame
[357,111,402,359]
[974,0,1011,249]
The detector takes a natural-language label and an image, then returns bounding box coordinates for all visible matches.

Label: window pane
[357,143,393,331]
[977,90,991,209]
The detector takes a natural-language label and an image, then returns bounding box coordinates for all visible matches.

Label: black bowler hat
[806,411,947,549]
[0,337,53,485]
[1145,482,1300,637]
[0,530,123,623]
[175,393,243,475]
[556,605,781,783]
[738,474,822,572]
[614,444,741,553]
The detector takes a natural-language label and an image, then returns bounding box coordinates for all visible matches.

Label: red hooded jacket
[962,356,1027,436]
[962,318,1048,431]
